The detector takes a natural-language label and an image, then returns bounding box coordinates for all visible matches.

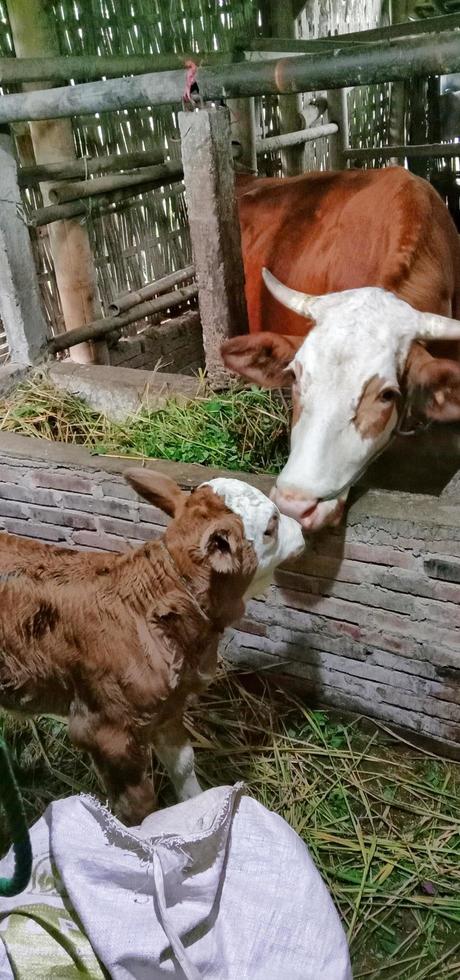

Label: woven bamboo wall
[0,0,393,364]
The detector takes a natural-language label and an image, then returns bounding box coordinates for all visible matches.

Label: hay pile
[0,373,289,473]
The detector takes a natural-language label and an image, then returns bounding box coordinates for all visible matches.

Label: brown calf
[0,469,303,825]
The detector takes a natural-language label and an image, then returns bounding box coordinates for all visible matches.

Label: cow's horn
[417,311,460,341]
[262,268,319,318]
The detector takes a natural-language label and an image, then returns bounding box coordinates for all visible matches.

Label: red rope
[183,60,198,104]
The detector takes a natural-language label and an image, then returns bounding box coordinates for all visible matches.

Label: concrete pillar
[179,107,248,384]
[0,131,48,364]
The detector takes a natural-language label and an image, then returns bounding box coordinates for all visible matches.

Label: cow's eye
[264,513,279,538]
[379,387,400,404]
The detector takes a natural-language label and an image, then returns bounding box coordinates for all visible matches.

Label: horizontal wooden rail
[247,12,460,52]
[28,164,184,226]
[344,142,460,161]
[0,31,459,124]
[48,162,183,204]
[109,265,195,315]
[256,122,337,153]
[18,149,165,185]
[0,51,232,85]
[48,284,199,353]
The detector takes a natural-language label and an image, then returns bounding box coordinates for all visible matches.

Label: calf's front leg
[153,718,202,802]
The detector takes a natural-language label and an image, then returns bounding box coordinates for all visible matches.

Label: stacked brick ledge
[0,431,459,756]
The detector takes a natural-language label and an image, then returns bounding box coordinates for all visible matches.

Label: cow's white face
[274,287,417,525]
[222,271,460,531]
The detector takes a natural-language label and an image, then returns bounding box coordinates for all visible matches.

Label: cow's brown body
[236,167,460,340]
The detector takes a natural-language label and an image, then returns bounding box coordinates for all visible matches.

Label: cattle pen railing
[0,13,459,378]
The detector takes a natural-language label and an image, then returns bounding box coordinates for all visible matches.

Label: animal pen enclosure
[0,0,459,757]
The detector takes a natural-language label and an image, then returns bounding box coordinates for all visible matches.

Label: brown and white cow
[223,167,460,530]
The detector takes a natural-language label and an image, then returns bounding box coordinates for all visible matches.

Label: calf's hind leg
[153,718,202,802]
[69,712,156,826]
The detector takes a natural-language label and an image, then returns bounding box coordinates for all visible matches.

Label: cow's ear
[406,341,460,421]
[221,333,303,388]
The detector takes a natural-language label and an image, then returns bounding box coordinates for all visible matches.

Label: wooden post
[6,0,108,365]
[0,132,48,364]
[179,108,248,383]
[228,97,257,175]
[267,0,304,177]
[327,89,349,170]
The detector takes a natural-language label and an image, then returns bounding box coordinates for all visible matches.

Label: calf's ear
[221,333,303,388]
[405,342,460,422]
[200,524,242,574]
[124,468,185,517]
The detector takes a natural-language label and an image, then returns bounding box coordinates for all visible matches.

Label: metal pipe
[0,31,459,124]
[48,284,199,353]
[256,122,337,153]
[109,265,195,315]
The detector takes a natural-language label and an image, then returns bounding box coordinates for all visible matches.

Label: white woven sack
[0,784,352,979]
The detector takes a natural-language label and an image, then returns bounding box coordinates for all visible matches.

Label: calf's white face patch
[202,478,305,596]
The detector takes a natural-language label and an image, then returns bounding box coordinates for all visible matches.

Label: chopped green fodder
[1,673,459,980]
[0,374,289,473]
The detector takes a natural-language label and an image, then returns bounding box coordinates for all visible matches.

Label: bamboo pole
[6,0,107,365]
[28,168,184,227]
[246,12,460,51]
[0,51,232,85]
[256,122,337,153]
[48,161,184,204]
[1,31,459,124]
[344,142,460,161]
[266,0,304,177]
[19,148,164,184]
[109,265,195,315]
[48,284,198,353]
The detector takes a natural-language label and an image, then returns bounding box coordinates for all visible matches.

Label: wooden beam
[246,12,460,51]
[47,284,198,353]
[0,50,232,85]
[28,168,184,227]
[344,142,460,160]
[109,265,195,315]
[18,148,164,184]
[266,0,304,177]
[1,31,459,123]
[48,161,184,204]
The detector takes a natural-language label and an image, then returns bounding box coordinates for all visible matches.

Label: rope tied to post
[182,60,202,110]
[0,737,32,897]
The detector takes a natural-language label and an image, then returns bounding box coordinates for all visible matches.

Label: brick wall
[108,310,204,375]
[0,431,459,755]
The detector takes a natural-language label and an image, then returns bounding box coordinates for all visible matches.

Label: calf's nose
[270,486,318,523]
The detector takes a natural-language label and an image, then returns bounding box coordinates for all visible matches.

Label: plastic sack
[0,784,352,979]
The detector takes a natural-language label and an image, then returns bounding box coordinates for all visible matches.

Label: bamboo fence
[2,0,449,363]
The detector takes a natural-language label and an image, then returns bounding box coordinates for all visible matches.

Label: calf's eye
[379,387,400,404]
[264,513,279,538]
